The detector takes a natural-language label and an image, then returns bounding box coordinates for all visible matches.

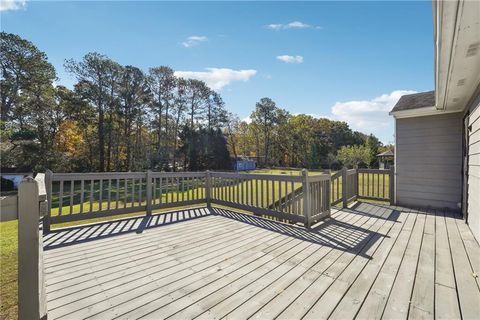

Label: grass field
[0,168,390,319]
[1,219,17,320]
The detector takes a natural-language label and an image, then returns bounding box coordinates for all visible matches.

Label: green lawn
[1,219,18,320]
[0,168,390,319]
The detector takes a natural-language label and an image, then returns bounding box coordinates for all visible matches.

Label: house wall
[396,112,463,210]
[467,93,480,242]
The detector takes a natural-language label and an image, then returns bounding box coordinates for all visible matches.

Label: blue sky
[1,1,434,143]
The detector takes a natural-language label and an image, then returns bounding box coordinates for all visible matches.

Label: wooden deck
[43,202,480,320]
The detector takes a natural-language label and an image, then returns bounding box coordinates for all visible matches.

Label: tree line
[1,32,389,173]
[229,98,389,169]
[1,32,232,172]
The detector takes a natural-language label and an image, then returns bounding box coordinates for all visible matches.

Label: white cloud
[276,55,304,64]
[174,68,257,90]
[0,0,26,11]
[267,21,322,30]
[266,24,284,31]
[181,35,208,48]
[330,90,417,131]
[242,116,252,124]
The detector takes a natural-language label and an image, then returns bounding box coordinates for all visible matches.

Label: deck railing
[43,167,394,231]
[210,172,306,224]
[357,168,394,202]
[44,169,332,230]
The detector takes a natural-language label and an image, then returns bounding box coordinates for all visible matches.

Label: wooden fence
[42,167,394,231]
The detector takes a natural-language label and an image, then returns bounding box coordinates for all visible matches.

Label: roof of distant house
[377,150,394,157]
[390,91,435,112]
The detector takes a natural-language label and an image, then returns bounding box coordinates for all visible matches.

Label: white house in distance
[390,0,480,241]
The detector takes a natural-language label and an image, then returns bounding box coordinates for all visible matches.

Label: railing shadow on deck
[343,201,401,221]
[212,202,400,259]
[43,202,400,260]
[43,207,211,250]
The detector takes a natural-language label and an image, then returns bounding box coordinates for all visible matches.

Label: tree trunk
[157,90,163,157]
[98,109,105,172]
[106,114,112,172]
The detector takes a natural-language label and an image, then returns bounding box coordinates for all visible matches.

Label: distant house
[376,150,394,169]
[390,0,480,241]
[234,157,257,171]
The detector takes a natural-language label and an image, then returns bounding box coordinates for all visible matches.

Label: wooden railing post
[302,169,311,228]
[389,166,395,205]
[43,169,52,235]
[146,170,153,216]
[205,171,211,208]
[341,167,348,208]
[18,176,47,320]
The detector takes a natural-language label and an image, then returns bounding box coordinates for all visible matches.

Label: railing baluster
[255,179,259,207]
[221,177,224,200]
[171,177,174,203]
[159,176,163,204]
[58,181,64,216]
[265,179,269,208]
[249,179,252,206]
[242,178,245,204]
[153,177,157,205]
[99,179,103,211]
[195,177,199,200]
[69,180,74,215]
[124,178,128,208]
[80,180,84,214]
[181,177,184,202]
[116,179,119,209]
[138,177,142,205]
[383,173,385,199]
[131,178,135,207]
[89,179,94,212]
[108,179,111,210]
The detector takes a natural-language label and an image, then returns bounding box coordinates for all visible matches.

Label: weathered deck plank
[434,208,461,320]
[43,203,480,320]
[408,208,435,319]
[182,207,384,320]
[326,207,410,320]
[302,208,405,320]
[381,208,426,319]
[112,212,357,319]
[444,210,480,320]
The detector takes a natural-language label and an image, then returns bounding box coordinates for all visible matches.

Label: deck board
[444,210,480,320]
[43,204,480,320]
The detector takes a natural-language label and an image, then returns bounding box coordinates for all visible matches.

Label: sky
[1,0,434,144]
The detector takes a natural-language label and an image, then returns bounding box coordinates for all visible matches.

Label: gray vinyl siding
[396,112,463,210]
[467,93,480,242]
